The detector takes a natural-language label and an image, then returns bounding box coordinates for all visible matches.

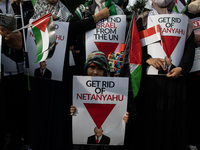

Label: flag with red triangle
[31,13,56,63]
[72,76,128,145]
[146,14,188,75]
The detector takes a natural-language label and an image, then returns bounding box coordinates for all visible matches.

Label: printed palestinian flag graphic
[31,13,56,63]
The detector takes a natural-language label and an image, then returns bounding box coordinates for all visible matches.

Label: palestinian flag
[121,14,142,98]
[173,0,187,13]
[105,0,117,15]
[31,13,56,63]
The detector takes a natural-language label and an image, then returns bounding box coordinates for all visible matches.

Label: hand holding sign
[166,67,182,78]
[70,105,76,116]
[94,7,110,23]
[146,58,166,71]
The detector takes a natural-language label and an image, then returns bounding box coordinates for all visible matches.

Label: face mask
[153,0,174,7]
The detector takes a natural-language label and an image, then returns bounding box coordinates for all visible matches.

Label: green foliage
[61,0,85,12]
[129,0,151,18]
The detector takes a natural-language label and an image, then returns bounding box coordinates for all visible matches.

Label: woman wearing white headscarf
[133,0,195,150]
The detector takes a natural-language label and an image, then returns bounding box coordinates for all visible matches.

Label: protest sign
[147,14,188,75]
[86,15,126,58]
[72,76,128,145]
[190,17,200,72]
[25,20,69,81]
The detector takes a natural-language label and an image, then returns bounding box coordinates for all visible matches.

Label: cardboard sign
[86,15,126,58]
[147,14,188,75]
[72,76,128,145]
[25,20,69,81]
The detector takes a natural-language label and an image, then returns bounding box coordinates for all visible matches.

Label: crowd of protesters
[0,0,199,150]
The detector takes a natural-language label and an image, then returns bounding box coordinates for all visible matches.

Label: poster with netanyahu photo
[86,15,126,58]
[25,20,69,81]
[146,14,188,75]
[72,76,128,145]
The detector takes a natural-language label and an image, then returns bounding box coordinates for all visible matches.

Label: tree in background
[61,0,85,12]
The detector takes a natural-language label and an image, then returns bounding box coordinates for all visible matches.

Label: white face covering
[153,0,174,7]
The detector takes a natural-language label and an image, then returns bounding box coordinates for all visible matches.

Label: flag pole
[20,2,31,91]
[20,2,27,53]
[119,12,134,53]
[12,24,30,32]
[125,13,134,45]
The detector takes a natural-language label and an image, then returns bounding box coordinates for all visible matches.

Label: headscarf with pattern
[32,0,71,22]
[84,51,109,76]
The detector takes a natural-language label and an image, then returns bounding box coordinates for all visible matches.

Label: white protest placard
[86,15,126,58]
[190,47,200,72]
[191,17,200,32]
[72,76,128,145]
[147,14,188,75]
[190,17,200,72]
[25,20,69,81]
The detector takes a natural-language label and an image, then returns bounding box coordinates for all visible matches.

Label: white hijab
[153,0,175,7]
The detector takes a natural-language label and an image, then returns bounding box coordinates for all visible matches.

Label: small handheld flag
[31,13,56,63]
[129,14,142,98]
[139,24,161,47]
[121,13,142,98]
[12,13,56,63]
